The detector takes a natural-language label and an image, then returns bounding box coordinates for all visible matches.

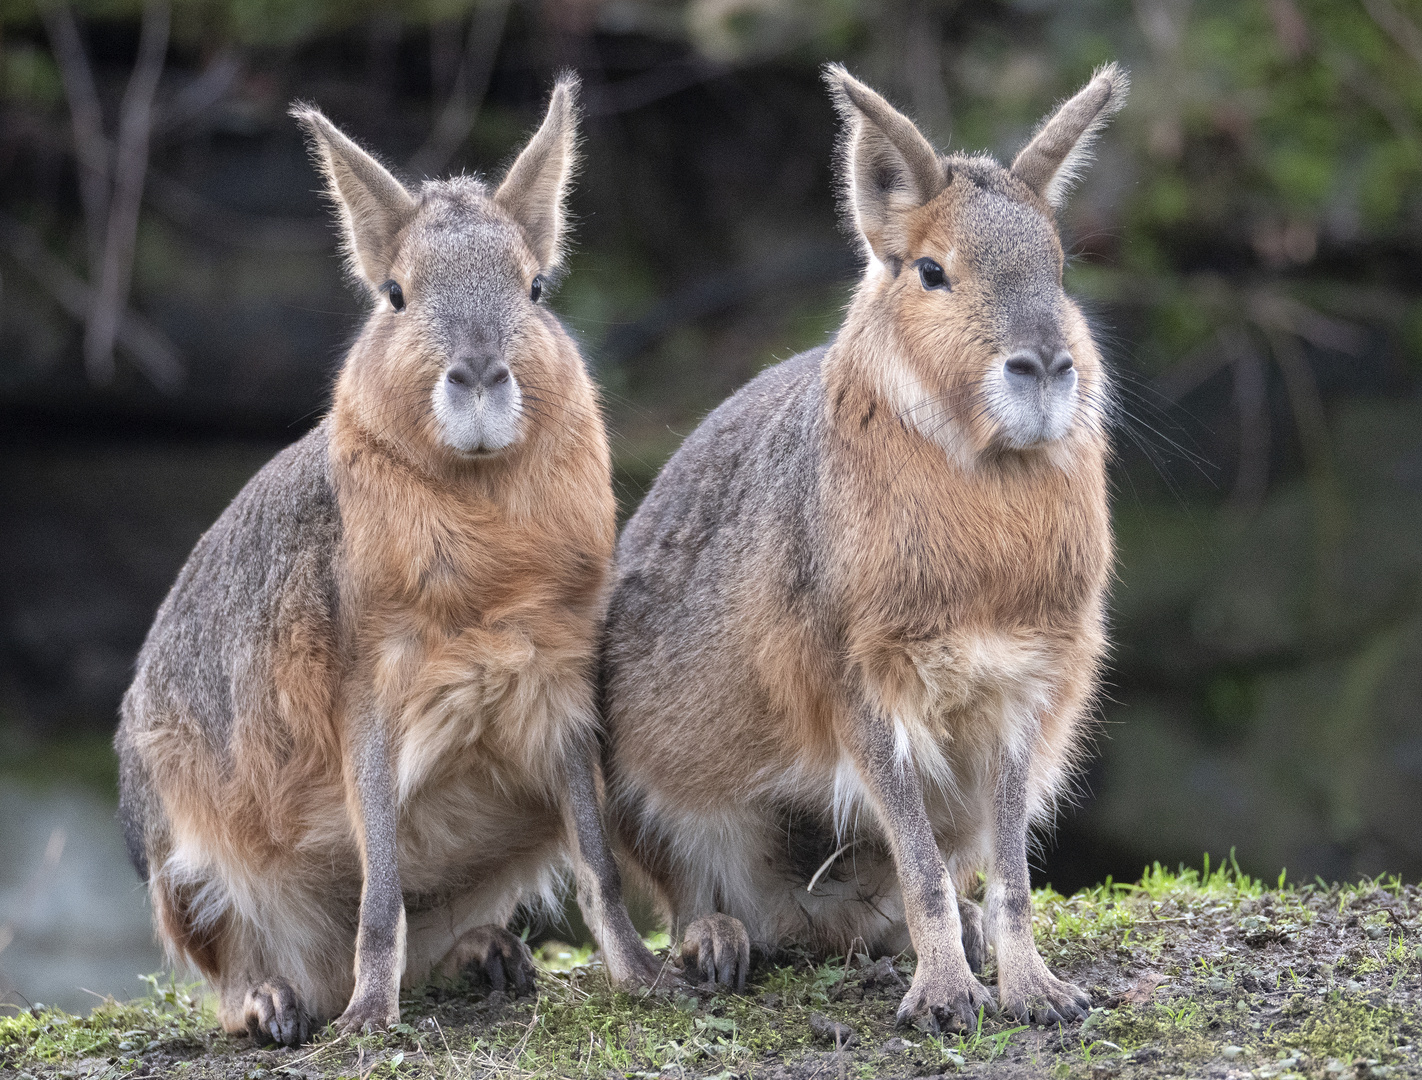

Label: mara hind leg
[150,863,359,1045]
[120,728,356,1046]
[610,798,775,990]
[401,857,563,999]
[681,913,751,990]
[958,896,987,974]
[430,926,536,995]
[619,798,908,990]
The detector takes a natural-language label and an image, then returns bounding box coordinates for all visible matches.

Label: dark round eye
[382,280,405,311]
[530,275,544,303]
[915,258,948,290]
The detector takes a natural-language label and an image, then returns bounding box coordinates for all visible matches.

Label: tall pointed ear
[823,63,947,267]
[1011,63,1129,209]
[290,103,416,290]
[495,75,580,270]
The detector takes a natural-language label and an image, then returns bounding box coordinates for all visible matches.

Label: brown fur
[119,79,664,1045]
[601,65,1126,1031]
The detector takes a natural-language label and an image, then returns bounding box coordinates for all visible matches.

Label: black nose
[446,353,511,393]
[1004,348,1074,381]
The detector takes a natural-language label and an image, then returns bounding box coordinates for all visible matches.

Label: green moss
[1093,999,1219,1059]
[1269,998,1413,1061]
[2,866,1417,1079]
[0,975,218,1067]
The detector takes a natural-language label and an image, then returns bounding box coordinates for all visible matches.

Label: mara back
[601,65,1124,1031]
[116,77,661,1046]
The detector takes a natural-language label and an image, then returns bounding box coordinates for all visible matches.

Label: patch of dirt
[3,875,1419,1079]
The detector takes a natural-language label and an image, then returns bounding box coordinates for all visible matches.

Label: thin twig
[84,0,170,385]
[39,1,109,275]
[144,169,331,252]
[0,828,67,1009]
[406,0,511,178]
[153,50,241,136]
[1361,0,1422,68]
[806,843,855,896]
[0,210,183,389]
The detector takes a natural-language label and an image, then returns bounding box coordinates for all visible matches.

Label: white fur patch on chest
[370,627,583,807]
[891,630,1058,760]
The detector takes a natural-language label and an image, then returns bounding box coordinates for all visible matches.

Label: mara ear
[823,63,947,267]
[290,103,416,291]
[1011,63,1129,209]
[494,74,580,270]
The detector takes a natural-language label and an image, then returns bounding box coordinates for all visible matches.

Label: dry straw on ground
[2,862,1419,1080]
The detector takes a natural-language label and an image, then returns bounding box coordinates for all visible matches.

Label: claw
[243,979,312,1047]
[334,993,398,1037]
[895,972,994,1034]
[445,925,538,998]
[680,914,751,991]
[999,969,1091,1027]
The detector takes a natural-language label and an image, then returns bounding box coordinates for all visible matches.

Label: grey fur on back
[117,423,341,881]
[606,347,829,659]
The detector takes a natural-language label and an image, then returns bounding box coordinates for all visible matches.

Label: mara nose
[1003,348,1074,381]
[446,353,511,393]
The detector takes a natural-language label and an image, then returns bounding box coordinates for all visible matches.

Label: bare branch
[1250,291,1366,355]
[143,169,331,252]
[38,1,109,276]
[902,1,952,145]
[600,243,856,364]
[583,56,725,117]
[0,211,184,391]
[405,0,511,178]
[154,50,241,137]
[84,0,170,385]
[1229,340,1271,511]
[1264,327,1347,557]
[1150,331,1231,403]
[1361,0,1422,68]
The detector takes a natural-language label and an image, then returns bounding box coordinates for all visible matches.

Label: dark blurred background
[1,0,1420,1011]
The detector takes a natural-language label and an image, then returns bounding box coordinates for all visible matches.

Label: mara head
[825,63,1127,462]
[294,77,584,469]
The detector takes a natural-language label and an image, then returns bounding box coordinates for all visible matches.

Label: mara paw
[445,924,537,997]
[895,969,995,1035]
[243,979,313,1047]
[998,964,1090,1026]
[959,898,988,975]
[334,991,399,1037]
[681,913,751,991]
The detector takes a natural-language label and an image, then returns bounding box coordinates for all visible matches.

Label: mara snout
[601,63,1126,1032]
[115,75,666,1048]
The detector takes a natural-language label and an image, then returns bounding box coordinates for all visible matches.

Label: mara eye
[914,258,948,291]
[530,275,545,303]
[382,280,405,311]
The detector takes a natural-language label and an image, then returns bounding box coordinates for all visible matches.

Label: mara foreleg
[333,706,406,1035]
[986,747,1090,1024]
[847,705,994,1034]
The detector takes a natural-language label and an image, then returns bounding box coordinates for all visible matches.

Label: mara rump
[601,64,1127,1032]
[115,76,663,1047]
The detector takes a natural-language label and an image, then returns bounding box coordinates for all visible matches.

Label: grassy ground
[2,862,1419,1080]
